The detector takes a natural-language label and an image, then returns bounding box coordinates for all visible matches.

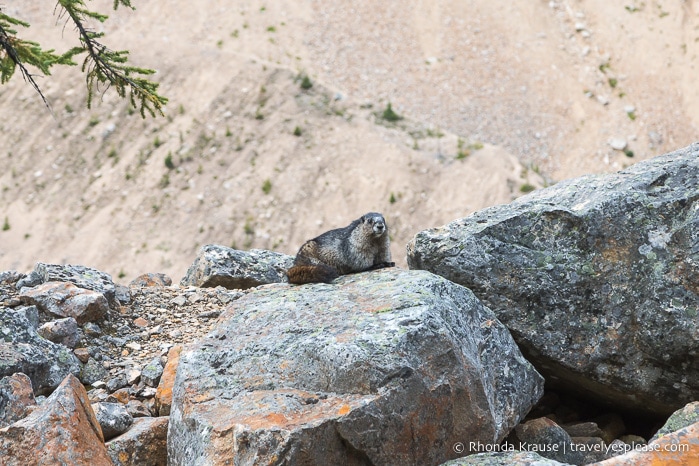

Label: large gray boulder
[0,306,81,395]
[168,268,543,465]
[407,143,699,416]
[180,245,294,289]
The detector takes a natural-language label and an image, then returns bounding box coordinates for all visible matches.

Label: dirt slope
[0,1,696,282]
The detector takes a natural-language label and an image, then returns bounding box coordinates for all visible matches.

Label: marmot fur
[287,212,395,284]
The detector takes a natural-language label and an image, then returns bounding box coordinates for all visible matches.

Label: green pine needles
[0,1,167,117]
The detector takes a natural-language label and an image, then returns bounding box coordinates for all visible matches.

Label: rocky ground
[0,272,241,406]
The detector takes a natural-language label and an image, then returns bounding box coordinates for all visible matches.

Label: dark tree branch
[0,22,53,111]
[0,3,167,118]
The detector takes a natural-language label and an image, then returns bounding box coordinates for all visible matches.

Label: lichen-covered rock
[92,401,134,441]
[107,416,168,466]
[650,401,699,442]
[0,306,81,395]
[408,143,699,416]
[0,374,112,465]
[180,245,294,289]
[81,358,109,386]
[0,373,36,428]
[168,268,543,466]
[19,281,109,324]
[107,374,128,393]
[589,421,699,465]
[141,357,164,388]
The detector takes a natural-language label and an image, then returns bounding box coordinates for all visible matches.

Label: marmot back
[287,212,395,285]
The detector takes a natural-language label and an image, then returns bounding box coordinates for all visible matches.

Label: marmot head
[362,212,387,237]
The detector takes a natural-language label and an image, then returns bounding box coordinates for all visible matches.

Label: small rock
[83,322,102,337]
[81,358,109,386]
[1,297,21,307]
[126,369,142,385]
[115,284,131,304]
[570,436,607,463]
[125,342,142,351]
[91,401,133,440]
[109,388,131,405]
[38,317,79,348]
[170,295,187,306]
[129,273,172,287]
[608,138,627,151]
[180,245,294,289]
[15,270,43,289]
[606,438,634,459]
[133,317,149,328]
[141,357,164,388]
[137,387,157,398]
[73,347,90,363]
[0,270,23,284]
[87,387,109,402]
[515,417,585,465]
[594,413,626,444]
[618,434,647,448]
[562,421,603,438]
[106,374,129,392]
[125,399,152,418]
[142,397,157,416]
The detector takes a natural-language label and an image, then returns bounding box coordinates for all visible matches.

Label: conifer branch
[0,12,71,112]
[0,3,167,118]
[57,0,168,117]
